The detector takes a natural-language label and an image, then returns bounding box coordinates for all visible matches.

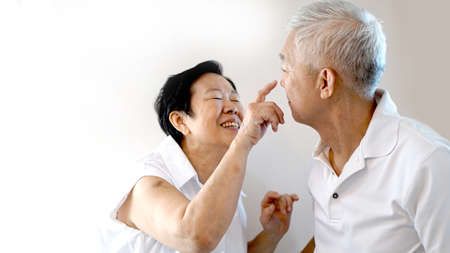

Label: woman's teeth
[221,122,240,128]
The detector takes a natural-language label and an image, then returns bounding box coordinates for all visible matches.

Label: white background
[1,0,449,252]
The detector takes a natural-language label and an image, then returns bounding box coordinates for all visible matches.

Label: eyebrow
[205,88,238,94]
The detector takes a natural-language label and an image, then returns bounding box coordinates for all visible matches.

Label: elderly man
[277,0,450,252]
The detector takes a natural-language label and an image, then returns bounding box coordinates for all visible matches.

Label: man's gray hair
[288,0,386,97]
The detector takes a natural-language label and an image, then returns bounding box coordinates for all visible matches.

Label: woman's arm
[118,81,285,252]
[119,135,252,253]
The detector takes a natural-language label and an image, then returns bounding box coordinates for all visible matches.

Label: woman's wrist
[232,131,254,153]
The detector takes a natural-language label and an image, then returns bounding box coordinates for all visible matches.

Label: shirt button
[332,193,339,199]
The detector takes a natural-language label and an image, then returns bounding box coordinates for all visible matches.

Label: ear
[317,68,336,99]
[169,111,191,136]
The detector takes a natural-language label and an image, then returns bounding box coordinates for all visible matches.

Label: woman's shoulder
[140,151,164,167]
[137,151,174,184]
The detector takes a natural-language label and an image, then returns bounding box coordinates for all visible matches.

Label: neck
[181,139,227,184]
[315,93,376,176]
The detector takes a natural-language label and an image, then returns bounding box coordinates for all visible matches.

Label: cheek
[206,103,223,122]
[237,104,244,119]
[291,71,301,85]
[285,73,297,90]
[281,72,289,83]
[193,104,219,126]
[284,79,296,96]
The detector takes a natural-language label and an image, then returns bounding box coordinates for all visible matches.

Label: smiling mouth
[220,121,240,129]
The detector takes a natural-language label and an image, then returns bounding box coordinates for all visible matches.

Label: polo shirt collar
[313,88,400,160]
[157,136,198,189]
[360,89,400,159]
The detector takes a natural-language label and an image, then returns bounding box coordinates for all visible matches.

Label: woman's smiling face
[184,73,243,148]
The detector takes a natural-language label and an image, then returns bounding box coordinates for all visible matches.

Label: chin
[224,133,238,147]
[292,112,307,124]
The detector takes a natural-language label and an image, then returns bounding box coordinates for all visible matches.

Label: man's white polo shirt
[100,136,248,253]
[309,89,450,253]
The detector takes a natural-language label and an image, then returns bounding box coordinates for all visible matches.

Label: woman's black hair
[154,60,237,145]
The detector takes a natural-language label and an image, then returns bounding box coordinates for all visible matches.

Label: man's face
[280,31,320,125]
[185,73,243,148]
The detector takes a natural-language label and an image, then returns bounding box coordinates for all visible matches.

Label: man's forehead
[280,34,296,63]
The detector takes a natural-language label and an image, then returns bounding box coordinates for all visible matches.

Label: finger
[290,194,300,201]
[261,191,281,207]
[269,120,278,132]
[271,102,285,124]
[279,196,287,215]
[260,204,276,224]
[265,191,281,199]
[262,204,276,217]
[259,107,281,132]
[279,195,291,213]
[265,102,285,126]
[283,195,293,213]
[255,80,277,103]
[268,115,280,132]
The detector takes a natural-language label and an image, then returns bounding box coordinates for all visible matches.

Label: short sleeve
[111,155,174,222]
[142,158,173,185]
[403,147,450,253]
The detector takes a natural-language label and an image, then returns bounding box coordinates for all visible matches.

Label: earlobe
[319,68,335,99]
[169,111,190,136]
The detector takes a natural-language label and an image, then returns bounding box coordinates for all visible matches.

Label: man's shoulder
[396,116,449,156]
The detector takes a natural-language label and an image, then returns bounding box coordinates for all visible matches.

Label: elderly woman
[103,60,298,253]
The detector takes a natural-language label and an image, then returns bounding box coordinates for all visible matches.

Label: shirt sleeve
[111,157,173,221]
[403,147,450,253]
[142,158,173,184]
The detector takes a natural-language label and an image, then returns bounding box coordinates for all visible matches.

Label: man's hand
[260,191,299,241]
[236,80,285,148]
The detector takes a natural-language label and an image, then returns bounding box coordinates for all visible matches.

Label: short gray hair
[288,0,386,97]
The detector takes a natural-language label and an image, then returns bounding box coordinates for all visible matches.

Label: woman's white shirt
[99,136,248,253]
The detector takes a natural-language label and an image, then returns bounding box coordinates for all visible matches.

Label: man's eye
[212,97,223,100]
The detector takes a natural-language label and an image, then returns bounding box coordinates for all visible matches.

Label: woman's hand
[259,191,299,241]
[236,81,285,148]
